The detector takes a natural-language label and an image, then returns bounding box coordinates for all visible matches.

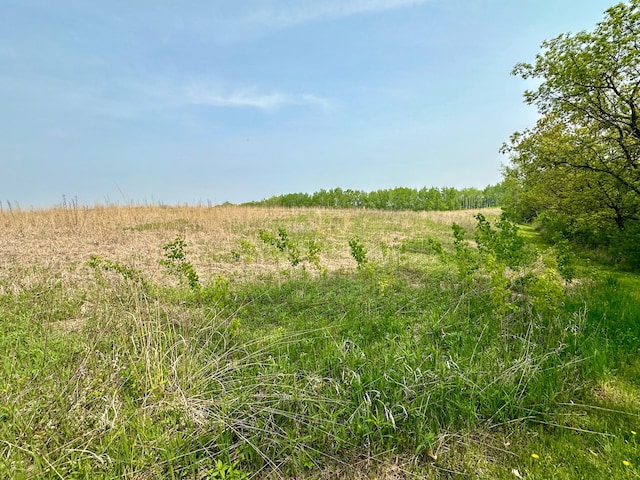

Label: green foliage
[450,214,568,319]
[239,238,256,258]
[306,239,324,273]
[451,222,465,245]
[276,227,291,252]
[450,223,479,281]
[259,227,305,268]
[401,236,444,255]
[486,256,519,318]
[161,236,200,291]
[158,237,231,306]
[552,234,576,282]
[231,238,257,262]
[454,219,518,316]
[525,266,565,316]
[258,229,276,248]
[503,0,640,267]
[583,274,640,357]
[258,227,294,255]
[201,276,231,306]
[87,254,149,290]
[245,184,507,211]
[287,244,301,267]
[201,459,248,480]
[348,237,368,269]
[609,220,640,270]
[474,213,531,268]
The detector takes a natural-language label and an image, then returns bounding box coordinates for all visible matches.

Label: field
[1,205,639,479]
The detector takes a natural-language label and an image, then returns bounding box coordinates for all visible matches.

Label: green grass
[1,211,640,478]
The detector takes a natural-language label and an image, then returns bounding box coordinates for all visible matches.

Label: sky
[0,0,618,208]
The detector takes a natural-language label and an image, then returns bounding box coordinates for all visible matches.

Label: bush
[348,237,368,269]
[474,213,532,268]
[609,220,640,270]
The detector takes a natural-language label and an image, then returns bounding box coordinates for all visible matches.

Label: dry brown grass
[0,204,500,287]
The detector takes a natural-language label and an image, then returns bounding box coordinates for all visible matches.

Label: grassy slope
[0,205,639,479]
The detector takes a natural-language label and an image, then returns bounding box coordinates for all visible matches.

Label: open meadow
[1,204,639,479]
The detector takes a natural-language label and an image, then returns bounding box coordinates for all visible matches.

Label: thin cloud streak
[0,72,331,119]
[247,0,430,27]
[184,85,330,111]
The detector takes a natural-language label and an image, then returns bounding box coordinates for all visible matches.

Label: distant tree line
[244,184,506,211]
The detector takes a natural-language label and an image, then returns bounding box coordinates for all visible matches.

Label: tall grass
[1,205,639,478]
[0,269,353,478]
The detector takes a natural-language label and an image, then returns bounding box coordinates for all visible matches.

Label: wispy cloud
[0,73,330,122]
[183,85,330,111]
[247,0,430,26]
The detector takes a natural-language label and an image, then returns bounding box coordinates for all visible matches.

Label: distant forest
[244,183,506,211]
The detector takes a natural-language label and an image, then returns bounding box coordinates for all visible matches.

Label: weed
[161,236,200,291]
[240,238,257,259]
[259,227,292,253]
[401,236,444,256]
[306,239,324,273]
[526,266,565,316]
[276,227,291,252]
[231,239,256,262]
[201,276,231,306]
[450,222,479,281]
[200,459,248,480]
[287,243,302,267]
[474,212,531,268]
[87,254,149,292]
[258,229,276,248]
[258,227,306,268]
[348,237,368,269]
[553,234,576,282]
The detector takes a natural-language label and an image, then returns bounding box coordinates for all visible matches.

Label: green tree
[503,0,640,262]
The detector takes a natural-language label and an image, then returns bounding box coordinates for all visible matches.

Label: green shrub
[259,227,304,267]
[552,234,576,282]
[161,237,200,291]
[474,213,532,268]
[348,237,368,269]
[609,220,640,270]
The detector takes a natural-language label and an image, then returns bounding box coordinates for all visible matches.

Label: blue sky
[0,0,616,207]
